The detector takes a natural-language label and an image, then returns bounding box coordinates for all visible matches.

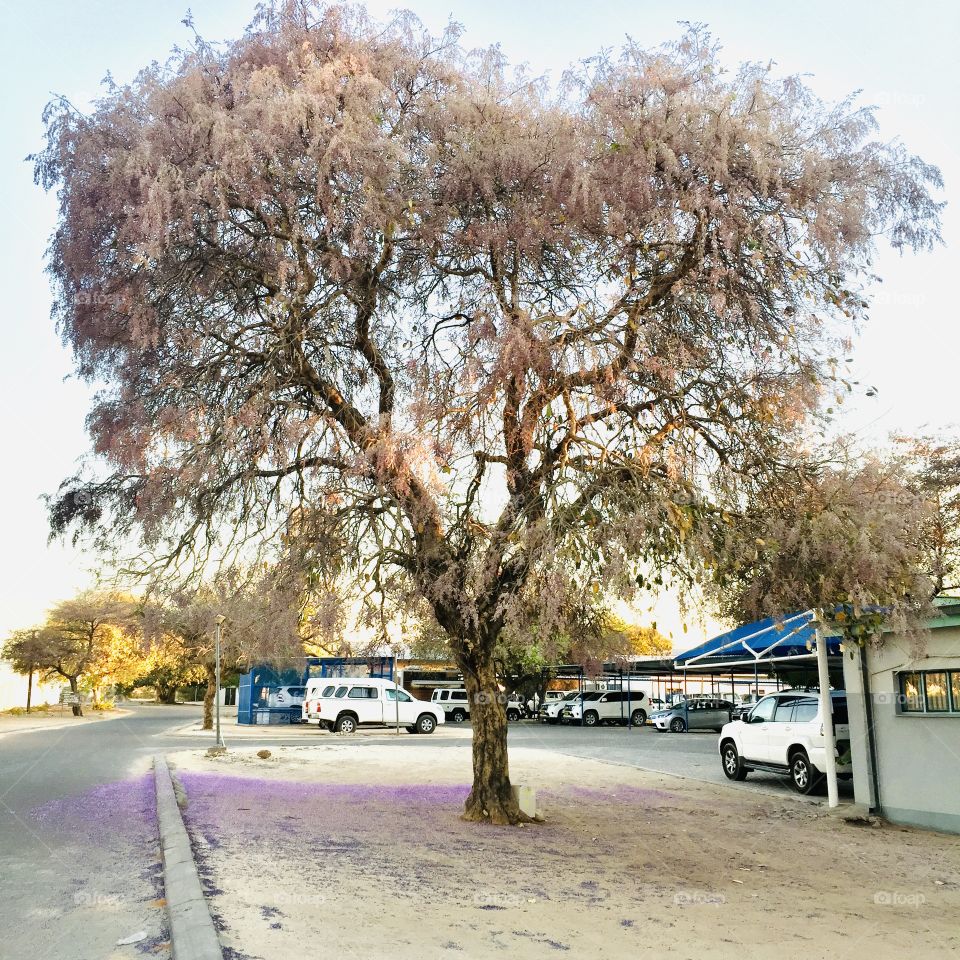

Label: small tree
[2,629,48,711]
[144,568,306,727]
[37,3,941,820]
[5,592,136,716]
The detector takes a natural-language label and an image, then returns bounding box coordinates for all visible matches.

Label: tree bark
[461,654,529,825]
[69,676,83,717]
[156,680,178,704]
[202,663,216,730]
[26,665,33,713]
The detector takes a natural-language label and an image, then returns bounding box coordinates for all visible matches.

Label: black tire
[669,717,686,733]
[789,750,819,795]
[405,725,417,734]
[721,741,748,781]
[335,714,357,734]
[582,710,599,727]
[450,708,467,723]
[506,709,520,722]
[631,709,647,726]
[416,713,437,735]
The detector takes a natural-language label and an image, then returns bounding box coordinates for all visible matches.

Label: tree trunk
[461,655,529,825]
[156,680,178,704]
[202,663,216,730]
[26,666,33,713]
[69,676,83,717]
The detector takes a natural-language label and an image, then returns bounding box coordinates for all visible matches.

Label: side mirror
[749,713,765,724]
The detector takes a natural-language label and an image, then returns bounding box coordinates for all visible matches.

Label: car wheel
[582,711,599,727]
[450,708,467,723]
[789,750,819,795]
[416,713,437,735]
[335,714,357,734]
[506,709,520,722]
[631,709,647,726]
[669,717,686,733]
[721,741,748,781]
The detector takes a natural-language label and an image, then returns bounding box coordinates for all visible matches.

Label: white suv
[718,691,851,794]
[303,677,444,734]
[539,690,585,724]
[567,690,650,727]
[430,688,525,722]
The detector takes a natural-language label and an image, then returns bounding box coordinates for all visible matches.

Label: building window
[896,670,960,715]
[898,673,924,712]
[925,673,950,712]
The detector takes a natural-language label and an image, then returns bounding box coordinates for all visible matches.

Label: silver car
[651,698,734,733]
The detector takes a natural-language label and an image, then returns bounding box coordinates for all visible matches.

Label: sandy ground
[168,742,960,960]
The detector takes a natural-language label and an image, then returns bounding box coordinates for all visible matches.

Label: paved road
[0,705,201,960]
[185,710,853,801]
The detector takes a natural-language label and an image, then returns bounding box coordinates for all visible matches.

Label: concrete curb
[154,754,223,960]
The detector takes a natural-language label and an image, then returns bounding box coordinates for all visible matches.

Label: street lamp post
[214,614,226,750]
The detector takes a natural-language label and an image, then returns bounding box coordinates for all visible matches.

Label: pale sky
[0,0,956,649]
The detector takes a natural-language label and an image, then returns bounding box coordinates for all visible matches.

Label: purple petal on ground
[28,772,157,844]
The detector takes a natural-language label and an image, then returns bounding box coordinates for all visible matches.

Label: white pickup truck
[303,677,444,734]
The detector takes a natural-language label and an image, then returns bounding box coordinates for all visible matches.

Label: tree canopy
[35,1,942,820]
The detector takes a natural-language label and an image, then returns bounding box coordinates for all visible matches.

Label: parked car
[269,685,306,721]
[539,690,585,724]
[431,687,472,722]
[527,690,566,714]
[429,687,525,722]
[303,677,444,734]
[505,693,529,720]
[565,690,650,727]
[731,698,759,721]
[718,691,851,794]
[650,698,734,732]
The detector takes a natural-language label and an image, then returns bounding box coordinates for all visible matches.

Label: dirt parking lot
[170,742,960,960]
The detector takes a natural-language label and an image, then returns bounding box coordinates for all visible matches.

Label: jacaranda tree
[36,2,941,821]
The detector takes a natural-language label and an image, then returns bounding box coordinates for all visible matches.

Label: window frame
[895,669,960,716]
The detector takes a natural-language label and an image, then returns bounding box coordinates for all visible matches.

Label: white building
[843,597,960,834]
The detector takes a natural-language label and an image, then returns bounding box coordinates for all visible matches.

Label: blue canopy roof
[675,610,842,669]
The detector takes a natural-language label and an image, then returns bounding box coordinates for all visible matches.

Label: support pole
[815,623,839,808]
[214,616,225,749]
